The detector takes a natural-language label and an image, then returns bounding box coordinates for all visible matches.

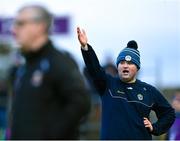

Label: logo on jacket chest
[31,70,44,87]
[137,93,143,101]
[31,58,50,87]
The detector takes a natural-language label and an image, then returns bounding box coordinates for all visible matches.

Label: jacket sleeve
[52,52,91,138]
[81,44,109,95]
[151,87,175,136]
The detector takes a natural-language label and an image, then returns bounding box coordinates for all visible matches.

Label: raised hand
[77,27,88,47]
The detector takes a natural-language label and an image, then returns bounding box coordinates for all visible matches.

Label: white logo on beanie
[125,55,132,61]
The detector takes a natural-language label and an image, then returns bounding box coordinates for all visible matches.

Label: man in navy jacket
[77,27,175,140]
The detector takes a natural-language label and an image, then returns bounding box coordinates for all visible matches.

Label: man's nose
[123,62,129,68]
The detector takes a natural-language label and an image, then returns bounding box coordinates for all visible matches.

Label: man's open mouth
[122,70,129,74]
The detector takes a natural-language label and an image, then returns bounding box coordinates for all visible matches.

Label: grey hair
[18,5,53,33]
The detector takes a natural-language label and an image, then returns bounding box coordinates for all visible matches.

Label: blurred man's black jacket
[11,40,90,139]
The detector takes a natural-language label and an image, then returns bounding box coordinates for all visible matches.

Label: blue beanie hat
[116,40,140,69]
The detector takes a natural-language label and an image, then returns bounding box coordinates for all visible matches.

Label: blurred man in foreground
[10,5,90,139]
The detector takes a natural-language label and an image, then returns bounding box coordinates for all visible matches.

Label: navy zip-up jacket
[81,44,175,140]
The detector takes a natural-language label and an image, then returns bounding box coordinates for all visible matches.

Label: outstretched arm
[77,27,108,95]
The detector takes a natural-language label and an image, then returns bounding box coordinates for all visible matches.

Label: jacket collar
[22,39,52,64]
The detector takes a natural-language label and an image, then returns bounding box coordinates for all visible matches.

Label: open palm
[77,27,88,47]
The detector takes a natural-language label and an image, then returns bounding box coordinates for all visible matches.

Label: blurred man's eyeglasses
[13,18,41,27]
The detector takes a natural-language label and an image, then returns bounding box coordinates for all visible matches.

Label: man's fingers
[144,119,149,122]
[77,27,80,31]
[144,122,150,125]
[145,125,151,128]
[82,29,86,36]
[145,123,151,127]
[77,27,81,34]
[144,121,150,124]
[145,124,153,130]
[143,118,150,123]
[143,117,153,131]
[144,119,149,123]
[144,122,148,125]
[144,120,151,125]
[77,27,86,38]
[144,121,150,125]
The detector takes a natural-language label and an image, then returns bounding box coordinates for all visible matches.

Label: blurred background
[0,0,180,140]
